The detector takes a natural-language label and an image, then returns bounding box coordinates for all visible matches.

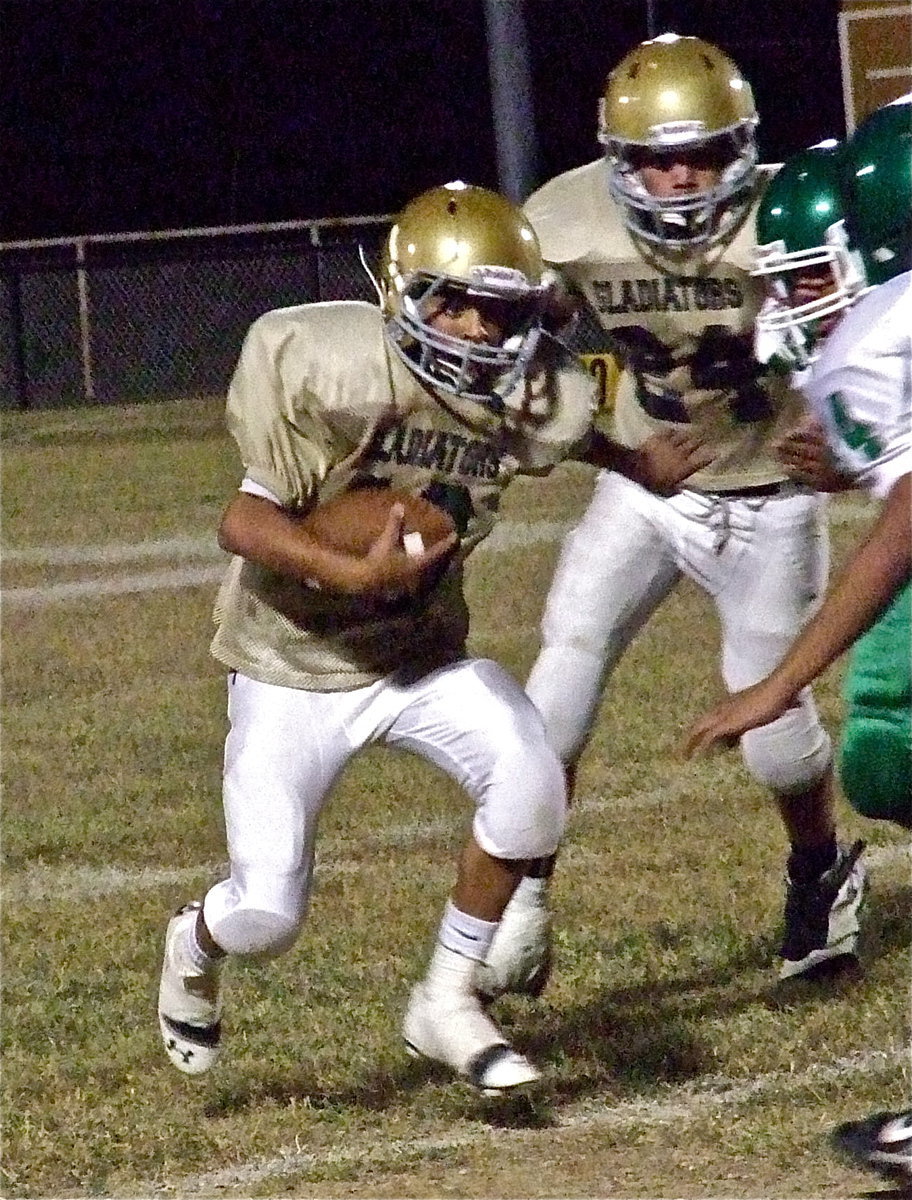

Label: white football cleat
[403,981,540,1094]
[157,903,222,1075]
[476,887,553,1000]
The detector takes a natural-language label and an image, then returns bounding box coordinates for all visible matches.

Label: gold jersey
[211,300,595,691]
[524,160,806,491]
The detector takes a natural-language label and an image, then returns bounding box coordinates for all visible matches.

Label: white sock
[186,916,223,975]
[510,876,549,909]
[423,902,500,996]
[423,942,484,998]
[437,900,498,962]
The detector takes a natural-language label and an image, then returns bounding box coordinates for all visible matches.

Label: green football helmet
[378,181,548,409]
[753,140,865,358]
[840,93,912,286]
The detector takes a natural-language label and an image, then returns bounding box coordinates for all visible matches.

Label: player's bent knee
[203,873,311,957]
[207,907,302,957]
[475,800,567,861]
[840,716,912,829]
[474,760,567,860]
[739,701,832,794]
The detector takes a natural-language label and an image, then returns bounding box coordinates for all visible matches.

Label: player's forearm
[580,429,640,475]
[764,475,911,697]
[581,428,668,484]
[580,427,712,493]
[218,492,363,592]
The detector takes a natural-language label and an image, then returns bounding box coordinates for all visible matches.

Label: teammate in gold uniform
[155,182,708,1093]
[479,34,866,999]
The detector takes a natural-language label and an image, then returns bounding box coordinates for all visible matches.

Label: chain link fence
[0,216,391,409]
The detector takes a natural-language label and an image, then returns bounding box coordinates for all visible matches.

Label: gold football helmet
[598,33,759,248]
[379,181,548,408]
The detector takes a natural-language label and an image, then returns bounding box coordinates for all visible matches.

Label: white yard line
[0,775,729,903]
[0,795,635,904]
[1,503,871,608]
[147,1047,904,1196]
[6,798,906,907]
[0,520,565,570]
[0,521,566,608]
[2,564,228,606]
[1,534,221,566]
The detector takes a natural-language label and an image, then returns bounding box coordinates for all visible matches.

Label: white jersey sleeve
[803,272,912,498]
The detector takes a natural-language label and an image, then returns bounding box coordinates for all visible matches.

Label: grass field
[2,399,909,1199]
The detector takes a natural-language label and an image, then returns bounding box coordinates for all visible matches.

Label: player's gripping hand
[773,417,855,492]
[682,676,799,758]
[217,490,457,603]
[633,428,714,495]
[347,503,458,605]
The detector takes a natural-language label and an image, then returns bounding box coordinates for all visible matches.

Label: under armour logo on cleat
[167,1037,195,1064]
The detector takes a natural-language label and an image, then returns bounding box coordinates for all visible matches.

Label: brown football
[300,487,456,557]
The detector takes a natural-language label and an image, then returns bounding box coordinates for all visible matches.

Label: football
[300,486,456,558]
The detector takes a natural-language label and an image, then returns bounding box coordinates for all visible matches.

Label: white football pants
[526,471,832,791]
[204,658,566,956]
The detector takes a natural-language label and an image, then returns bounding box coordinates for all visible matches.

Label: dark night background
[1,0,845,242]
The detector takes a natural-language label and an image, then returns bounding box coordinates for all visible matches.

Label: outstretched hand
[682,677,798,758]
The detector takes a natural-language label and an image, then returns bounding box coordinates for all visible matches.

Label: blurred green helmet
[840,93,912,286]
[753,140,864,344]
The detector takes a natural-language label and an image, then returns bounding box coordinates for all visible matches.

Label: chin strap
[358,243,384,305]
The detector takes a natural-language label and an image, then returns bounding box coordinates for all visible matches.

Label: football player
[750,137,864,489]
[480,33,867,1000]
[685,95,911,823]
[751,139,865,376]
[156,180,707,1094]
[685,95,912,1184]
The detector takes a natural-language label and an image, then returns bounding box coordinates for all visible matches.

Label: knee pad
[210,908,301,958]
[204,873,311,957]
[739,692,832,795]
[840,711,912,829]
[473,747,567,860]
